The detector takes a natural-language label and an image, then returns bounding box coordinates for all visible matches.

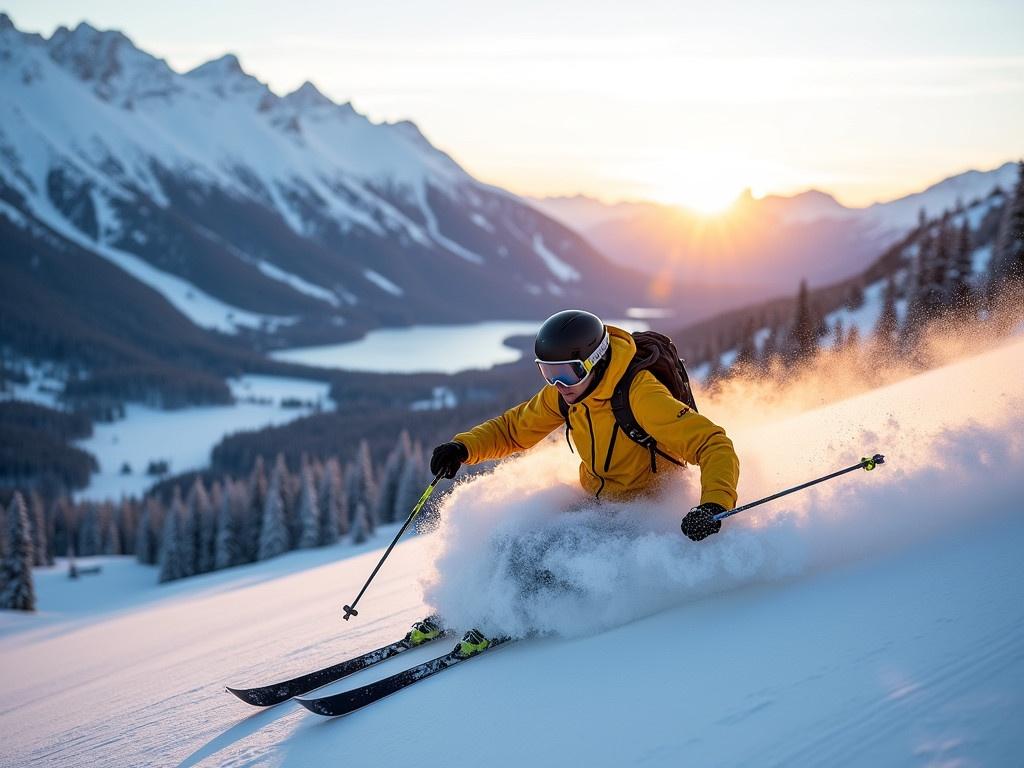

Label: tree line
[0,429,435,608]
[702,160,1024,380]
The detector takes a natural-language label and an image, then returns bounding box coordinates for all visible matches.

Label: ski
[226,631,449,707]
[296,635,512,717]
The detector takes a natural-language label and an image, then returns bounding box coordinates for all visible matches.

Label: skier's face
[555,375,591,404]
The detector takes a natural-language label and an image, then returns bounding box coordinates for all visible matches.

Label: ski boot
[454,628,491,658]
[405,616,444,647]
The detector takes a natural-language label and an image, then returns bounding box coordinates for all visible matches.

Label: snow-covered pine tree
[297,463,320,549]
[208,479,223,563]
[29,492,49,566]
[214,478,241,570]
[284,457,303,548]
[319,457,346,543]
[758,326,780,366]
[946,219,974,314]
[49,496,72,566]
[911,229,931,292]
[135,499,155,565]
[1,493,36,611]
[177,487,197,578]
[901,230,939,346]
[349,500,371,545]
[398,444,436,533]
[989,160,1024,292]
[345,440,378,535]
[930,215,955,313]
[311,457,325,500]
[187,477,214,574]
[102,504,121,555]
[831,318,845,351]
[375,431,412,524]
[158,489,186,583]
[122,499,139,557]
[844,281,865,311]
[243,456,268,563]
[787,279,818,363]
[733,319,758,369]
[874,274,899,348]
[259,455,290,560]
[77,504,102,557]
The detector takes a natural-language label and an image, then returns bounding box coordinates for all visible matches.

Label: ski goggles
[535,332,610,387]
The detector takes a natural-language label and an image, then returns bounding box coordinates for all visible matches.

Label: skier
[411,309,740,657]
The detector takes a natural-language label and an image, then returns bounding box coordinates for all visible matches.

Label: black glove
[681,502,725,542]
[430,441,468,479]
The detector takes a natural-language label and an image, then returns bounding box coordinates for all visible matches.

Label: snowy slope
[74,375,333,499]
[692,189,1009,378]
[861,162,1019,234]
[2,334,1023,766]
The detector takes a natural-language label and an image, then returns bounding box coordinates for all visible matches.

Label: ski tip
[295,696,334,716]
[226,685,284,707]
[226,686,253,703]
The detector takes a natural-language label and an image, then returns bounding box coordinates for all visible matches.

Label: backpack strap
[610,362,686,474]
[556,394,574,454]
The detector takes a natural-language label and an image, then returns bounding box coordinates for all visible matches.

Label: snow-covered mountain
[682,185,1012,378]
[3,333,1022,766]
[534,163,1018,298]
[0,14,668,351]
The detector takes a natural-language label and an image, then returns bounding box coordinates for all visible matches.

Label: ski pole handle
[342,470,447,621]
[714,453,885,522]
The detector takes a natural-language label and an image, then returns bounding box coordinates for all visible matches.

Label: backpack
[557,331,698,473]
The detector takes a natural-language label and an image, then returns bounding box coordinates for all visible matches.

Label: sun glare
[669,182,744,215]
[649,164,750,215]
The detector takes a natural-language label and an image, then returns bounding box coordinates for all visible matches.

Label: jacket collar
[580,325,635,404]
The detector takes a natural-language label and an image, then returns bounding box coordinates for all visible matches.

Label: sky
[6,1,1024,211]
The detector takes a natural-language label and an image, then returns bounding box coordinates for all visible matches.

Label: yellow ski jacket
[453,325,739,508]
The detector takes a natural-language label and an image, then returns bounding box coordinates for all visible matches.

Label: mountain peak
[283,80,335,110]
[51,19,133,52]
[46,19,178,106]
[185,53,276,109]
[753,187,849,224]
[186,53,246,80]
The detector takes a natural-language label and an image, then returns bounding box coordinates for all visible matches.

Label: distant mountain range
[0,13,691,365]
[1,11,1018,407]
[531,163,1018,303]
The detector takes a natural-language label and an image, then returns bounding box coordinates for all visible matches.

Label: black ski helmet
[534,310,610,386]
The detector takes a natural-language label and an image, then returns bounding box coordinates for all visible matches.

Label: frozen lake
[270,319,648,373]
[74,375,332,500]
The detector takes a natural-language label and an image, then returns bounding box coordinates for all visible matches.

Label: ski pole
[342,470,447,621]
[713,454,885,522]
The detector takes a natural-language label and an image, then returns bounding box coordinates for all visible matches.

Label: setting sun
[658,179,744,214]
[647,159,753,215]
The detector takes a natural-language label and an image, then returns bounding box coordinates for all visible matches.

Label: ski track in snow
[1,338,1024,766]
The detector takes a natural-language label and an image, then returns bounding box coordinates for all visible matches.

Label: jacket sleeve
[629,370,739,509]
[453,385,566,464]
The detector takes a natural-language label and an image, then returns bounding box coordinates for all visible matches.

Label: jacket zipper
[603,423,619,473]
[582,403,606,499]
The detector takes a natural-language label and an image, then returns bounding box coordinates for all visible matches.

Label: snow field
[424,336,1024,639]
[75,375,333,500]
[0,337,1022,766]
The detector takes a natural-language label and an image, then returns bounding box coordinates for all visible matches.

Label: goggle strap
[582,332,610,372]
